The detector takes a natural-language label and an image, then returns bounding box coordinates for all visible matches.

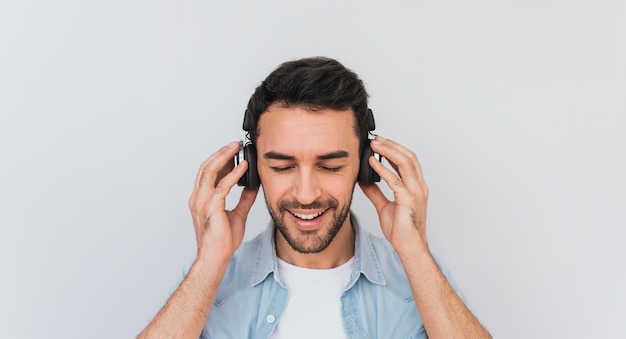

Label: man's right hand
[138,141,259,338]
[188,141,259,264]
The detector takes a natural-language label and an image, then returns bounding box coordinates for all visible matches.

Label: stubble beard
[266,196,352,254]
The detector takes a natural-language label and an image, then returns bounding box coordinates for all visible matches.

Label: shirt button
[266,314,276,323]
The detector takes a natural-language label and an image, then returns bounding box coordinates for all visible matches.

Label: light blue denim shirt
[183,215,464,339]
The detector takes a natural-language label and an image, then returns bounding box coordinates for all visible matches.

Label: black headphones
[235,108,381,189]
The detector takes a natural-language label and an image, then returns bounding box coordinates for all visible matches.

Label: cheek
[258,170,290,200]
[330,178,358,201]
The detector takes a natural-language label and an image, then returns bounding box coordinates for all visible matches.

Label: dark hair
[245,57,369,151]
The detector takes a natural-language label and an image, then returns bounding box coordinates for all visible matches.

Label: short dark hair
[245,57,369,151]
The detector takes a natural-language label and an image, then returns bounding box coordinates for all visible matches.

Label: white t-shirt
[269,257,355,339]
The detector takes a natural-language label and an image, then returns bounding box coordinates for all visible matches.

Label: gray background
[1,1,624,338]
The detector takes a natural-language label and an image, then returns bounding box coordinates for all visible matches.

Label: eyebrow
[264,151,295,161]
[316,150,349,160]
[263,150,349,161]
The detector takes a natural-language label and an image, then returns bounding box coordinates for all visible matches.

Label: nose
[291,168,322,205]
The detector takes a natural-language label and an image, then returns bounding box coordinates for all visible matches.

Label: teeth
[291,210,325,220]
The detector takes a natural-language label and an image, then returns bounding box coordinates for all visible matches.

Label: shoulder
[359,230,415,300]
[230,232,266,267]
[358,229,463,301]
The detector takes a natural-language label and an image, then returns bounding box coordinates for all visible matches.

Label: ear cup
[358,142,381,184]
[238,143,260,189]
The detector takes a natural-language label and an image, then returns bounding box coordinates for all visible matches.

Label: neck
[275,217,355,269]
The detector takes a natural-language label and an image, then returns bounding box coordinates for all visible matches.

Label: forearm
[400,250,490,338]
[138,256,229,339]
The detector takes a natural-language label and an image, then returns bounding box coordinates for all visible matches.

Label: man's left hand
[359,136,430,257]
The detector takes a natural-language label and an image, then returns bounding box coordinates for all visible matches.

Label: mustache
[278,198,338,211]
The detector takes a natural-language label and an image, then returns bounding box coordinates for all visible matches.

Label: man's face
[256,103,361,254]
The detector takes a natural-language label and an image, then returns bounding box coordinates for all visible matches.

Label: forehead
[256,104,359,156]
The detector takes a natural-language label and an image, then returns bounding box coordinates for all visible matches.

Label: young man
[139,57,490,338]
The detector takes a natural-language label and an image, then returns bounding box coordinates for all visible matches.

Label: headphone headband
[242,109,252,131]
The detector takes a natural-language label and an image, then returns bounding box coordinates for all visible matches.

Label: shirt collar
[250,221,278,287]
[351,214,386,286]
[250,213,386,288]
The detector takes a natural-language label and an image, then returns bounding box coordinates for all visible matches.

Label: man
[139,57,490,338]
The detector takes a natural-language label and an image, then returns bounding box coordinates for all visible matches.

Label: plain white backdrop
[1,1,624,338]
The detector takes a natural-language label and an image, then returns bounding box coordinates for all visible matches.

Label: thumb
[233,187,259,220]
[358,182,390,214]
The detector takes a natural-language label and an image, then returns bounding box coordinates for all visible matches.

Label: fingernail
[372,136,384,145]
[229,141,240,148]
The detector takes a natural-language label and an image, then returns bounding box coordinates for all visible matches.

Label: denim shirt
[190,216,464,339]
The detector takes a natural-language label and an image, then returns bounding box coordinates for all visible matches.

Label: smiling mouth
[289,208,328,220]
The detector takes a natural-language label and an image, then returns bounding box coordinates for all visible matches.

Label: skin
[138,141,259,338]
[256,104,359,268]
[138,103,490,338]
[362,137,491,337]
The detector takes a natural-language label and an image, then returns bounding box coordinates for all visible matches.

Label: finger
[232,185,260,220]
[368,154,408,194]
[371,136,421,176]
[358,181,391,214]
[370,136,425,187]
[194,141,241,191]
[372,136,416,162]
[214,156,236,187]
[191,144,245,212]
[209,159,250,209]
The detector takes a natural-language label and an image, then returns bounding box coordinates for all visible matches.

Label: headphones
[235,108,382,189]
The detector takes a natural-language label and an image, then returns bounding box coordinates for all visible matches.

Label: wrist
[196,241,237,265]
[197,248,232,264]
[395,241,432,266]
[392,235,430,260]
[192,251,232,279]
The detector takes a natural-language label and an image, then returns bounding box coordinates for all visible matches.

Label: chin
[270,202,351,254]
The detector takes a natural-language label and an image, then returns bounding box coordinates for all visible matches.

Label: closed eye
[271,166,293,173]
[320,166,343,173]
